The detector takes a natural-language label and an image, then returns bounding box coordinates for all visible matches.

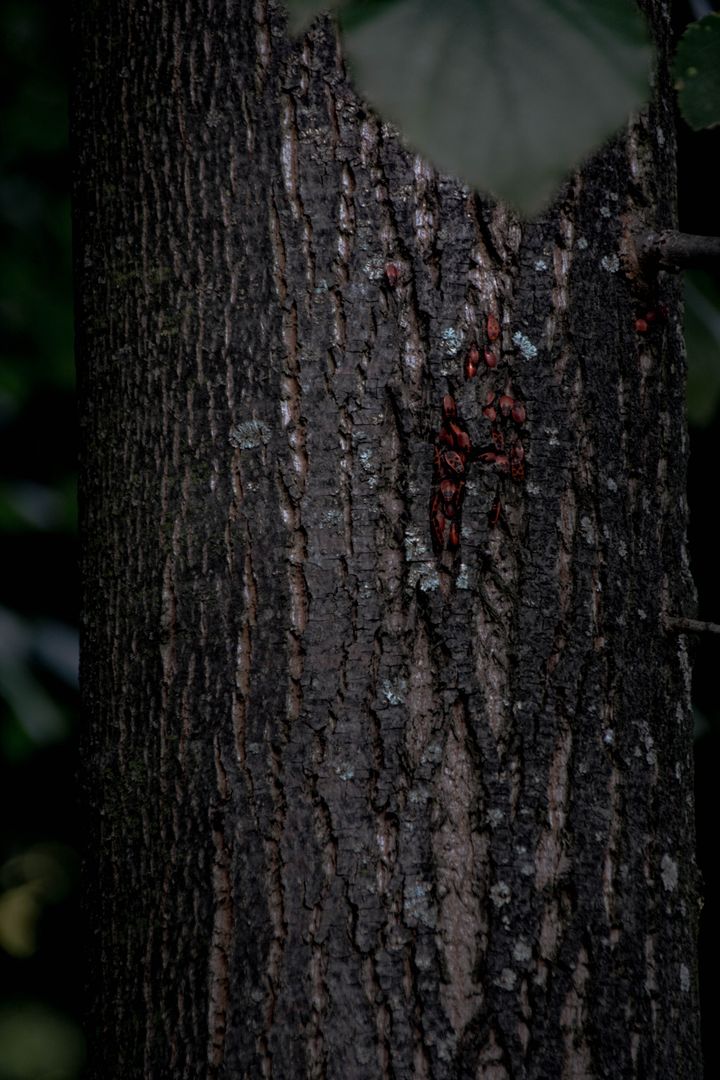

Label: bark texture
[74,1,703,1076]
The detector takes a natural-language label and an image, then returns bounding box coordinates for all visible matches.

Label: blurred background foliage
[0,0,82,1076]
[0,0,718,1077]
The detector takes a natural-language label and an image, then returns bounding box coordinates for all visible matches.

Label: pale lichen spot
[456,564,470,589]
[513,940,532,963]
[440,326,464,357]
[419,569,440,592]
[496,968,517,990]
[403,880,436,927]
[404,526,428,561]
[359,581,375,602]
[381,119,401,140]
[680,963,690,992]
[408,786,429,806]
[600,253,620,273]
[403,346,423,375]
[603,728,615,746]
[512,331,538,360]
[358,446,378,489]
[229,419,272,449]
[382,679,407,706]
[420,741,443,766]
[534,258,548,272]
[490,881,511,907]
[600,205,612,218]
[363,255,386,281]
[661,854,678,892]
[577,237,589,250]
[404,527,439,591]
[579,515,595,545]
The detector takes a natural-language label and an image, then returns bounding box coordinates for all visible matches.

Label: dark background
[0,1,717,1076]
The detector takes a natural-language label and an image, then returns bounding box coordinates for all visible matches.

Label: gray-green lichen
[229,419,272,449]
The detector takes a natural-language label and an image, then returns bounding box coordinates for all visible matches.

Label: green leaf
[674,13,720,132]
[285,1,399,32]
[285,1,337,33]
[0,1001,85,1080]
[685,271,720,427]
[343,0,651,214]
[288,0,652,215]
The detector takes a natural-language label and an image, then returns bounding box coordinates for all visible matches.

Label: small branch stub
[640,230,720,272]
[667,616,720,636]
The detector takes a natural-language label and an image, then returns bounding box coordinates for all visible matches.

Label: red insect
[510,442,525,482]
[449,424,472,454]
[511,401,526,425]
[498,394,514,418]
[385,263,399,287]
[441,449,466,475]
[487,313,500,342]
[488,496,503,527]
[440,477,459,507]
[448,521,460,551]
[442,394,457,420]
[634,317,648,333]
[484,347,498,369]
[465,344,480,380]
[490,429,505,451]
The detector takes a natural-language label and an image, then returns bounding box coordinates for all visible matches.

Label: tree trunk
[73,1,703,1076]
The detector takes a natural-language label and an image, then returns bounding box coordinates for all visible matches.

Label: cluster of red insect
[464,312,501,378]
[430,312,528,555]
[477,390,526,483]
[634,304,667,334]
[429,387,527,553]
[429,394,472,554]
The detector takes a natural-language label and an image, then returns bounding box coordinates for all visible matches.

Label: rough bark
[73,1,703,1077]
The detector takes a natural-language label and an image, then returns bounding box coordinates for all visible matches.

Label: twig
[667,616,720,636]
[640,230,720,272]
